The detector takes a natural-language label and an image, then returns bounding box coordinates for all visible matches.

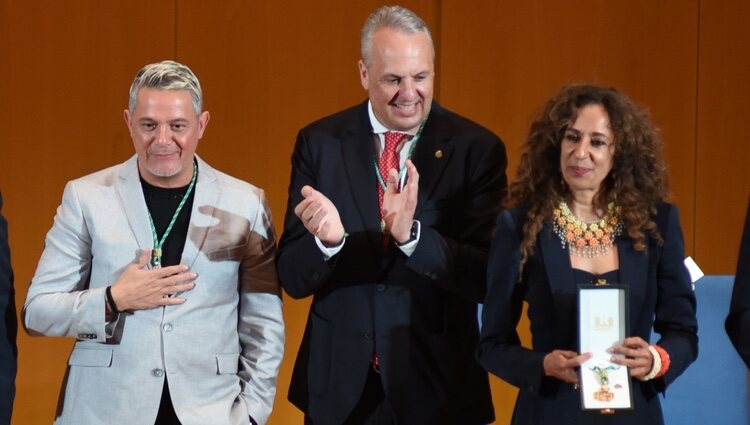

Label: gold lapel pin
[434,149,443,159]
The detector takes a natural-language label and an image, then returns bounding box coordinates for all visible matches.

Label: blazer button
[162,323,173,332]
[151,368,164,377]
[363,331,374,341]
[311,272,320,281]
[376,284,386,292]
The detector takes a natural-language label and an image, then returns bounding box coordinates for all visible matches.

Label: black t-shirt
[140,177,195,267]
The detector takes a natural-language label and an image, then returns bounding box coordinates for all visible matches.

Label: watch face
[397,221,420,247]
[410,221,419,240]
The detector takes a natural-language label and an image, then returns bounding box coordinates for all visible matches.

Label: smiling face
[358,27,434,132]
[124,87,209,188]
[560,103,615,197]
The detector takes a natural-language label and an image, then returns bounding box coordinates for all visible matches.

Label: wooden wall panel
[439,1,699,423]
[694,1,750,274]
[174,1,438,423]
[439,0,699,249]
[174,0,438,222]
[0,2,175,424]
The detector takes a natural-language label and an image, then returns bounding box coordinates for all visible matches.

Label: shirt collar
[367,100,420,137]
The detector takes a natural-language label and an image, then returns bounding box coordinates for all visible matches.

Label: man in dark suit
[277,5,507,425]
[0,191,17,425]
[726,197,750,368]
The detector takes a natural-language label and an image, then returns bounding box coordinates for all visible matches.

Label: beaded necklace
[552,200,623,258]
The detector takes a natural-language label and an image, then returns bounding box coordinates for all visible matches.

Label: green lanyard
[373,120,426,192]
[148,162,198,268]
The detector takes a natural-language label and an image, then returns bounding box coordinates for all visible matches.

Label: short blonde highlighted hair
[128,60,203,114]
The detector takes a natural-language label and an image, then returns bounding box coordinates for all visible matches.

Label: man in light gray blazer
[23,60,284,425]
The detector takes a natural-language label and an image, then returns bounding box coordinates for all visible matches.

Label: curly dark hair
[509,84,669,271]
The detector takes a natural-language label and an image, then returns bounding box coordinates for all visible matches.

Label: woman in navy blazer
[478,84,698,424]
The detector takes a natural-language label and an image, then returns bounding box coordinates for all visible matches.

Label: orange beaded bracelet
[653,344,670,379]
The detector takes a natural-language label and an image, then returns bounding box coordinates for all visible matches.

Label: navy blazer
[726,197,750,367]
[478,203,697,425]
[0,192,16,425]
[277,101,507,425]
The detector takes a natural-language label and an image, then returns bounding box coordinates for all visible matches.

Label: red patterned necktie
[374,131,404,372]
[378,132,404,219]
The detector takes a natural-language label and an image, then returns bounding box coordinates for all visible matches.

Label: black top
[140,178,195,267]
[139,175,197,422]
[573,268,621,286]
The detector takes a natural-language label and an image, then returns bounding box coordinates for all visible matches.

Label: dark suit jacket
[478,203,698,425]
[0,192,17,425]
[726,197,750,368]
[277,101,507,425]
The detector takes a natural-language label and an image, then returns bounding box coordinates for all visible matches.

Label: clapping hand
[382,159,419,243]
[294,186,346,246]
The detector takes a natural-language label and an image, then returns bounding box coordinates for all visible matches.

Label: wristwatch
[396,220,420,246]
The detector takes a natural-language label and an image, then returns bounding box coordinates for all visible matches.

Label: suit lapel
[411,106,453,217]
[538,224,576,294]
[539,226,648,296]
[538,220,651,339]
[342,126,379,228]
[341,103,456,259]
[617,235,648,330]
[341,104,382,256]
[182,156,219,268]
[116,155,153,253]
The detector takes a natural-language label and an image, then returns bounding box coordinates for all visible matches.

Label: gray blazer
[24,155,285,425]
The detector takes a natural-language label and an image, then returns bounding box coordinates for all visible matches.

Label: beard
[145,148,184,178]
[146,161,183,178]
